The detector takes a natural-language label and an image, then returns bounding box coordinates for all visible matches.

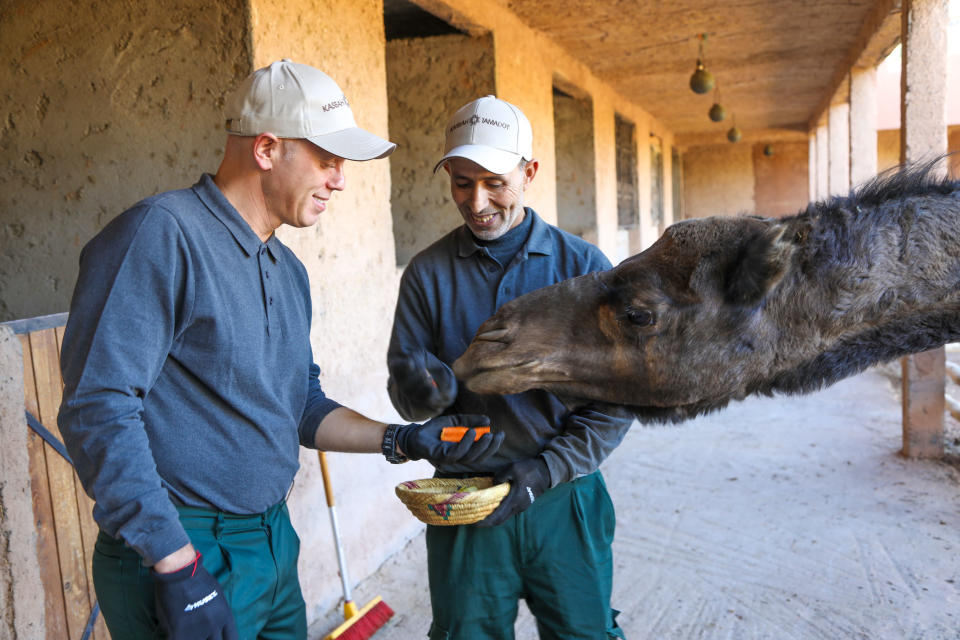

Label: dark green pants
[92,501,307,640]
[426,472,624,640]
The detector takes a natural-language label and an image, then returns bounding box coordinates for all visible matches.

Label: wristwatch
[382,424,409,464]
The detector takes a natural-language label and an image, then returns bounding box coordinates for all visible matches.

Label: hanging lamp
[708,85,726,122]
[689,34,715,94]
[727,114,741,143]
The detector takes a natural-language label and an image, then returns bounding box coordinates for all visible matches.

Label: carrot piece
[440,426,491,442]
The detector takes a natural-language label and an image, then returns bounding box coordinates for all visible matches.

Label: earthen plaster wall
[554,91,598,239]
[0,0,251,322]
[386,34,496,265]
[877,125,960,175]
[682,144,756,219]
[753,142,809,216]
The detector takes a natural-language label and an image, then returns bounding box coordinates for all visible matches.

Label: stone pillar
[815,121,829,200]
[828,102,851,196]
[849,67,879,187]
[899,0,949,458]
[808,132,817,202]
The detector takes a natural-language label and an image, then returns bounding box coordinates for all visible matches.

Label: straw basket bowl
[395,477,509,526]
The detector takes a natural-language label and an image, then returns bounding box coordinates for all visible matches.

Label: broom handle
[318,451,358,618]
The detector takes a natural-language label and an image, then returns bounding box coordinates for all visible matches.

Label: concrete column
[815,122,829,200]
[808,132,817,202]
[849,67,879,187]
[900,0,949,166]
[828,102,851,196]
[899,0,949,458]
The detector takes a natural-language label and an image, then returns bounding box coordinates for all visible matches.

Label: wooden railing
[5,313,108,640]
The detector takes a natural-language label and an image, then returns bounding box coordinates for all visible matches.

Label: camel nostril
[476,328,511,343]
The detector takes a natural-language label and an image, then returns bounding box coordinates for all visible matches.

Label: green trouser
[92,501,307,640]
[426,471,625,640]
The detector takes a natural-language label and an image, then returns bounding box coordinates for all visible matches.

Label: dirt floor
[310,364,960,639]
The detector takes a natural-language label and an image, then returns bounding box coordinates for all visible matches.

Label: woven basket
[395,477,509,526]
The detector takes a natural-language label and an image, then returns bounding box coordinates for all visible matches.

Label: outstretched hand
[395,414,503,465]
[477,457,551,527]
[389,350,458,418]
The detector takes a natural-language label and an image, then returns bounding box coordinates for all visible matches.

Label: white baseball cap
[225,59,396,161]
[434,95,533,174]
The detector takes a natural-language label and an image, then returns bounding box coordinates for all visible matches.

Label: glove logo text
[184,590,219,612]
[526,487,536,504]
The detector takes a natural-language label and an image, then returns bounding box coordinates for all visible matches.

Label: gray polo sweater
[58,174,341,565]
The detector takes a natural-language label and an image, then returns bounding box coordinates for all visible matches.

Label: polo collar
[456,207,553,258]
[193,174,281,261]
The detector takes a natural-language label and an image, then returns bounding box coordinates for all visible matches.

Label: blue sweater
[58,174,341,565]
[388,208,633,484]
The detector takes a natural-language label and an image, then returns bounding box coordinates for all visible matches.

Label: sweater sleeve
[540,403,635,485]
[298,361,344,447]
[57,204,193,565]
[386,263,449,421]
[539,243,630,484]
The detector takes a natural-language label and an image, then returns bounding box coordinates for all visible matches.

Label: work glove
[388,350,458,419]
[477,457,551,527]
[395,413,504,465]
[153,551,238,640]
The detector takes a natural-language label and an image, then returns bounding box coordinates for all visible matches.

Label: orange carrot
[440,426,491,442]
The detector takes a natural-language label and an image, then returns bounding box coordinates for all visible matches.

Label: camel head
[454,215,802,421]
[454,162,960,422]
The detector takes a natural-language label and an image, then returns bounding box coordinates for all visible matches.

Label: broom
[319,451,394,640]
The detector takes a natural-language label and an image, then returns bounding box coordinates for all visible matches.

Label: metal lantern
[689,34,715,94]
[690,60,715,94]
[727,126,741,143]
[708,102,726,122]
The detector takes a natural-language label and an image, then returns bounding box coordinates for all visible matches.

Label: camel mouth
[458,359,574,394]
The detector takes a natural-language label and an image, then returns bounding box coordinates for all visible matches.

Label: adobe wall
[554,91,598,239]
[753,142,810,216]
[386,33,497,265]
[0,0,251,322]
[877,125,960,174]
[682,144,756,218]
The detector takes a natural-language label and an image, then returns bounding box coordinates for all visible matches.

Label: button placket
[258,245,274,335]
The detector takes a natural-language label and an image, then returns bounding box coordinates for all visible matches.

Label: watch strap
[382,424,409,464]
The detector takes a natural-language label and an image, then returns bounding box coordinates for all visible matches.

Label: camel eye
[625,307,656,327]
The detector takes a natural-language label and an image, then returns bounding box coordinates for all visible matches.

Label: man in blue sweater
[58,60,501,640]
[388,96,633,639]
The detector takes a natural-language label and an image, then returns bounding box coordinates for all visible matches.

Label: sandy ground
[310,367,960,639]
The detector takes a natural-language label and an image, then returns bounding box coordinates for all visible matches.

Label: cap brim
[432,144,523,175]
[307,127,396,161]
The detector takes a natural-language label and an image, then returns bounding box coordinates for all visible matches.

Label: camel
[452,160,960,423]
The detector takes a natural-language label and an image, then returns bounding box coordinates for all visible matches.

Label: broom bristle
[326,597,394,640]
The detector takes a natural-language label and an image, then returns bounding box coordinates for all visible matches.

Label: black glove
[388,350,457,419]
[395,413,504,465]
[153,552,239,640]
[477,457,551,527]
